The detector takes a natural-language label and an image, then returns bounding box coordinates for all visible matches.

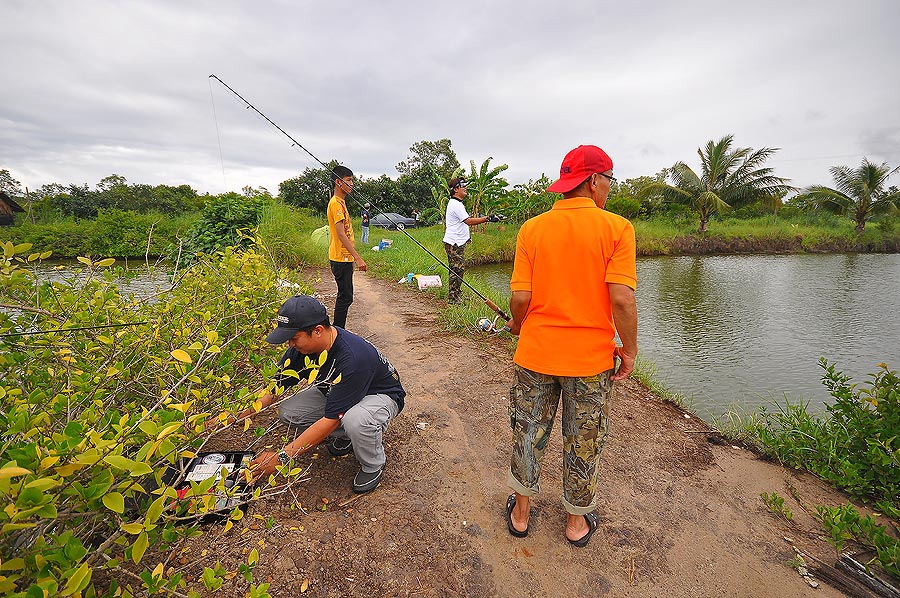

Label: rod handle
[485,299,509,322]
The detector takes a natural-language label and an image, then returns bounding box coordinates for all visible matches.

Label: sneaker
[327,438,353,457]
[352,467,384,493]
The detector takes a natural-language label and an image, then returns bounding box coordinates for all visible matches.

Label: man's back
[511,197,636,376]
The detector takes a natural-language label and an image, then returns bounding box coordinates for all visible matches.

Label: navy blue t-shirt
[276,327,405,419]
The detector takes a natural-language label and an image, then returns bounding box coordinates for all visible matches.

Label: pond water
[469,254,900,420]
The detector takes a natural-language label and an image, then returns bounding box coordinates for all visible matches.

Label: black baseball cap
[265,295,328,344]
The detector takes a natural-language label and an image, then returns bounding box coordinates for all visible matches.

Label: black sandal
[506,494,529,538]
[567,512,599,547]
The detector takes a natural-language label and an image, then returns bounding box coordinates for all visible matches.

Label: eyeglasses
[596,172,617,184]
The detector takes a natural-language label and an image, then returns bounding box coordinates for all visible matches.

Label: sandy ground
[192,268,863,597]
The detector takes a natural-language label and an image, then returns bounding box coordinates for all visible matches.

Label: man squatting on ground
[442,177,503,305]
[327,165,367,328]
[504,145,638,547]
[247,295,406,493]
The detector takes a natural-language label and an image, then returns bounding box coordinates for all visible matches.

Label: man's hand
[611,346,636,381]
[505,318,521,336]
[249,451,281,484]
[487,214,505,223]
[356,257,367,271]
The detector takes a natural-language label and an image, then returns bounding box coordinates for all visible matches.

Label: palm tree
[642,135,793,233]
[797,159,899,232]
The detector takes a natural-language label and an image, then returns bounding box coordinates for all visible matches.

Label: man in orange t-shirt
[504,145,638,548]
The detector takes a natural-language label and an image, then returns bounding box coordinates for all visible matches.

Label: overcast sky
[3,0,899,197]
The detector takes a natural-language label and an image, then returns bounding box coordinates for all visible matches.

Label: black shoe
[352,467,384,493]
[327,438,353,457]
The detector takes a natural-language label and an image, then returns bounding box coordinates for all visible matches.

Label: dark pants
[444,242,466,304]
[330,260,354,328]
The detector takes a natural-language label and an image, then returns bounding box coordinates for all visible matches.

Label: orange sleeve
[510,226,533,292]
[605,220,637,290]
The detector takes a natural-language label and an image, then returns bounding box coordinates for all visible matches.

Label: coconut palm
[642,135,793,233]
[797,159,899,232]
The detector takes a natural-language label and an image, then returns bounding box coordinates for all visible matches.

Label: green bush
[180,193,267,260]
[754,359,899,507]
[0,240,309,596]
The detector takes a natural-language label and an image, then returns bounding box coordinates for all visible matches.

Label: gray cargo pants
[278,386,399,473]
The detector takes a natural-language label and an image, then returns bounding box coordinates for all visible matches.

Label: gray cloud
[2,0,899,195]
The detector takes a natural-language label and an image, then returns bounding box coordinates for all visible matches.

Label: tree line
[3,134,898,233]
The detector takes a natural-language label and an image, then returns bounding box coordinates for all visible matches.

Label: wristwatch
[277,450,291,465]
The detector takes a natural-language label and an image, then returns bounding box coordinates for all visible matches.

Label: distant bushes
[0,210,197,258]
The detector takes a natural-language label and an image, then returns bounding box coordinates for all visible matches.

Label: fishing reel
[477,315,510,334]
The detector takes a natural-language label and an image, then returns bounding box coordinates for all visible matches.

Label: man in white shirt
[442,177,502,304]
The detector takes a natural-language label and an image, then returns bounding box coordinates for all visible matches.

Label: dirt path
[201,269,854,597]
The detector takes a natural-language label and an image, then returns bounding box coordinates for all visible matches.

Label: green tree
[797,158,900,232]
[0,169,24,198]
[503,175,555,222]
[278,161,338,214]
[466,157,509,217]
[642,135,793,233]
[396,138,460,180]
[395,139,461,214]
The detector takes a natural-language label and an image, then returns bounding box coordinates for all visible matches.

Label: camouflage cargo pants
[508,364,614,515]
[444,242,466,304]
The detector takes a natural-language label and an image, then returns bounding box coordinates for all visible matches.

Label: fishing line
[207,74,510,322]
[208,78,228,188]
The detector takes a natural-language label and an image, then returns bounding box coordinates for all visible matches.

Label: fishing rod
[208,74,510,322]
[0,321,150,339]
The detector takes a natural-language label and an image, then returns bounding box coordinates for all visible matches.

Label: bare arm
[506,290,532,336]
[608,283,638,380]
[334,220,367,271]
[250,416,341,481]
[463,215,490,226]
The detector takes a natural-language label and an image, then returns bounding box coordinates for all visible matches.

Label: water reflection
[469,254,900,419]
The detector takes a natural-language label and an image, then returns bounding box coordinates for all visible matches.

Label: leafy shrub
[754,359,899,507]
[0,239,309,596]
[180,193,267,260]
[816,503,899,578]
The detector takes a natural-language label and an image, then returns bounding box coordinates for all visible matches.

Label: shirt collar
[551,197,597,210]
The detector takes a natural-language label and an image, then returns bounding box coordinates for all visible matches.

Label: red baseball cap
[546,145,613,193]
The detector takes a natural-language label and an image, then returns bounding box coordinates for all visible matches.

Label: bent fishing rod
[208,74,510,322]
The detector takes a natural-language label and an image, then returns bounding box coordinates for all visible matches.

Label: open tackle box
[161,451,255,522]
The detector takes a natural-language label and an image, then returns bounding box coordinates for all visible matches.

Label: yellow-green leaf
[0,557,25,571]
[77,256,92,266]
[206,345,221,354]
[120,523,143,535]
[24,478,59,492]
[332,373,342,384]
[206,330,219,343]
[62,562,91,595]
[156,422,181,440]
[170,349,192,364]
[132,531,149,564]
[307,369,318,385]
[317,350,328,366]
[96,258,116,267]
[0,466,32,480]
[145,494,166,525]
[248,548,259,566]
[103,492,125,513]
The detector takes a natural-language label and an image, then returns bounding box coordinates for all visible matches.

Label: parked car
[369,212,417,229]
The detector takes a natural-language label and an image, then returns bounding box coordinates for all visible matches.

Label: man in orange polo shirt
[504,144,638,548]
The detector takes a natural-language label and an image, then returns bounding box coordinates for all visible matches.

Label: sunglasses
[596,172,617,184]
